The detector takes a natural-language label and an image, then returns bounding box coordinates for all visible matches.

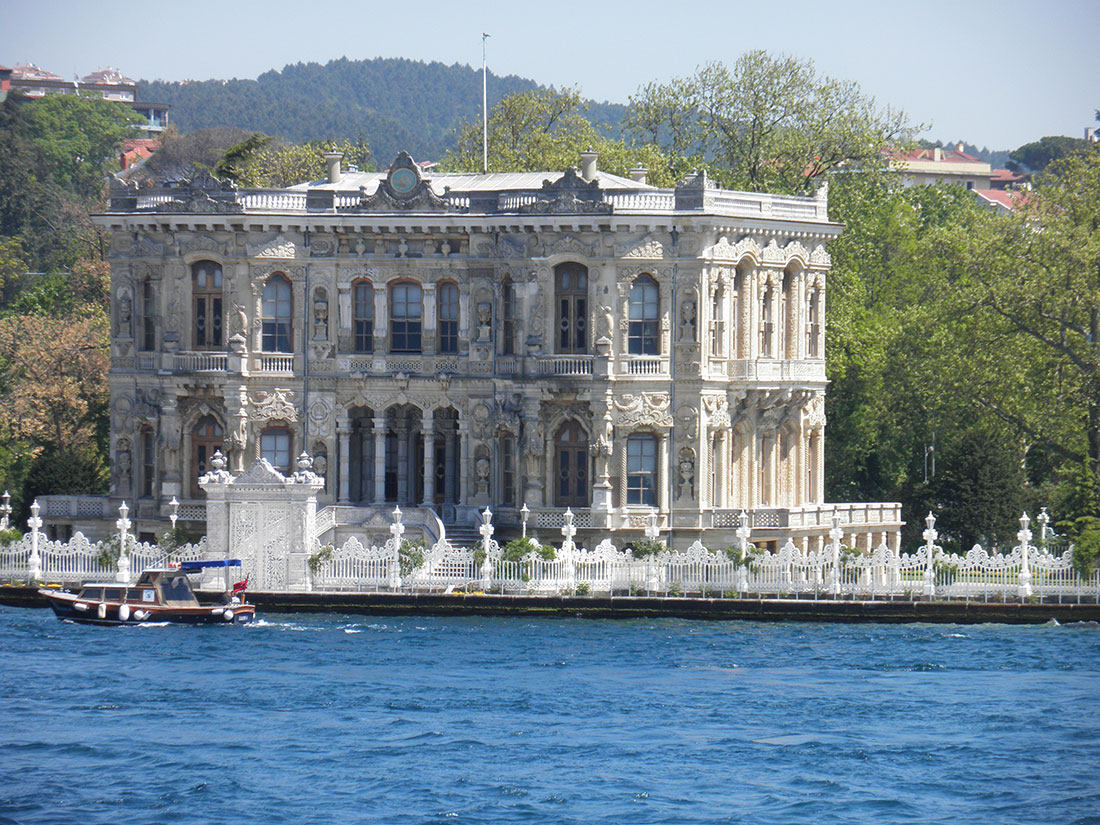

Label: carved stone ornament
[611,393,673,429]
[703,395,732,430]
[542,236,597,258]
[517,167,612,215]
[810,244,831,267]
[619,234,665,259]
[761,238,787,265]
[310,234,337,257]
[706,235,761,264]
[247,233,297,259]
[805,395,827,430]
[474,235,528,259]
[248,389,299,423]
[179,234,225,257]
[228,458,288,486]
[308,397,334,439]
[349,152,456,213]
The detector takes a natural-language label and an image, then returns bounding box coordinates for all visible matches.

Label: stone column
[373,417,387,503]
[373,283,387,357]
[444,429,457,504]
[421,410,435,505]
[396,419,409,504]
[336,414,351,504]
[814,431,825,505]
[422,282,436,355]
[786,273,800,359]
[716,430,728,508]
[458,421,470,506]
[618,435,629,509]
[659,432,670,513]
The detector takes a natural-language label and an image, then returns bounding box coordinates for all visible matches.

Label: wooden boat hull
[40,590,255,625]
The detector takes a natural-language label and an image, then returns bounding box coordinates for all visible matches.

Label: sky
[2,0,1097,150]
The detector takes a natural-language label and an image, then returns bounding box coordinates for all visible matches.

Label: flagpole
[482,32,490,174]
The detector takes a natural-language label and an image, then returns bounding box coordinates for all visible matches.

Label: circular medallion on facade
[390,167,417,194]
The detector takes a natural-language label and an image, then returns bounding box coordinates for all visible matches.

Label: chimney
[957,142,965,153]
[580,148,598,182]
[629,165,648,184]
[324,151,344,184]
[932,146,943,162]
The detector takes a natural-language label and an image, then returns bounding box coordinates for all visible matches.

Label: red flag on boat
[231,575,249,595]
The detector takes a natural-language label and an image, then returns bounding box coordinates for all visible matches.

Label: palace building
[78,150,901,551]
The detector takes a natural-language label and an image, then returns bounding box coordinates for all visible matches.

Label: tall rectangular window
[808,290,821,358]
[501,279,515,356]
[353,282,374,353]
[192,261,223,350]
[140,428,155,498]
[628,276,660,355]
[261,275,292,353]
[555,263,588,354]
[390,282,422,353]
[141,279,156,352]
[627,434,658,506]
[261,428,291,473]
[501,435,515,506]
[438,283,458,354]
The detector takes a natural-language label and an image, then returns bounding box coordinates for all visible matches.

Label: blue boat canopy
[179,560,243,571]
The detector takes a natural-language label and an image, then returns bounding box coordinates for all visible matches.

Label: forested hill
[139,57,628,163]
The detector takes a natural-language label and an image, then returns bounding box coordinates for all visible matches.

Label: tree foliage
[1006,135,1088,174]
[442,87,678,186]
[626,51,916,194]
[217,136,375,187]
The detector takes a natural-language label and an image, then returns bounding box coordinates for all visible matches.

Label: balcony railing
[172,351,228,372]
[253,353,295,373]
[537,356,593,376]
[621,356,668,377]
[727,359,826,382]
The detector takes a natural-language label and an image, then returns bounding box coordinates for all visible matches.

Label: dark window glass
[627,434,658,506]
[501,279,515,356]
[141,279,156,352]
[390,283,422,353]
[438,283,458,354]
[353,281,374,353]
[555,263,588,354]
[628,276,659,355]
[261,275,292,353]
[192,261,223,349]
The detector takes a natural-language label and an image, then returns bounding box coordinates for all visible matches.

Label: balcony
[252,353,295,374]
[172,351,228,373]
[537,355,593,377]
[619,356,669,377]
[727,359,826,382]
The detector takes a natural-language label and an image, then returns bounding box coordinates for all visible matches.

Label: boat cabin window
[136,572,155,585]
[82,587,102,600]
[102,588,123,601]
[127,588,156,602]
[158,575,194,603]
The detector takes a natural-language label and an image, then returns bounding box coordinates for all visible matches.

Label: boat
[38,559,256,625]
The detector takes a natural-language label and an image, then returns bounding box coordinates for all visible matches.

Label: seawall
[3,586,1099,624]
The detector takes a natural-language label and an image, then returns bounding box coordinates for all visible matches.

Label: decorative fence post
[561,507,577,593]
[1017,512,1033,599]
[169,496,179,532]
[520,502,530,539]
[736,511,751,594]
[115,501,132,584]
[479,507,495,590]
[922,512,938,598]
[0,490,11,530]
[388,505,404,591]
[829,513,843,598]
[1036,508,1049,549]
[645,507,659,594]
[27,499,42,583]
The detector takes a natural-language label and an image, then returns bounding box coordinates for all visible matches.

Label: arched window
[261,426,292,474]
[261,274,292,353]
[191,415,223,498]
[390,282,422,353]
[353,280,374,353]
[191,261,222,350]
[501,277,516,356]
[627,433,658,506]
[554,263,587,354]
[438,282,459,354]
[141,278,156,352]
[628,275,660,355]
[553,421,589,507]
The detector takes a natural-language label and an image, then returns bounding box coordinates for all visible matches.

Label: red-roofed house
[886,145,992,190]
[973,188,1032,215]
[119,137,160,170]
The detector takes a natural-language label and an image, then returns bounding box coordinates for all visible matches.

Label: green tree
[21,93,144,201]
[1006,135,1088,174]
[626,51,915,194]
[442,87,678,186]
[216,136,375,187]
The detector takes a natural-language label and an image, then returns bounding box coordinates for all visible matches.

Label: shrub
[723,544,763,571]
[1070,517,1100,577]
[575,582,591,596]
[157,525,206,555]
[399,538,426,576]
[629,538,666,558]
[502,536,555,562]
[0,527,22,546]
[308,543,335,574]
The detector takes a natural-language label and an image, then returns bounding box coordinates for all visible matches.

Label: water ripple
[1,608,1097,824]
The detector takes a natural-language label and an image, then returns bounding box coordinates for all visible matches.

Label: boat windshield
[158,574,196,604]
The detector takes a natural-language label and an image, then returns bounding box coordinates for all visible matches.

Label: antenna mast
[482,32,490,174]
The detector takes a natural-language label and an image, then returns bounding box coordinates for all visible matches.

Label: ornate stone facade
[90,152,901,549]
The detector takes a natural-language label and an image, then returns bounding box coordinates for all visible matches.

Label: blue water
[1,607,1098,825]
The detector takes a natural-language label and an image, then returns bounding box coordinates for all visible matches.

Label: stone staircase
[442,523,481,549]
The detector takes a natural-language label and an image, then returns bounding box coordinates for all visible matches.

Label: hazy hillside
[140,57,628,164]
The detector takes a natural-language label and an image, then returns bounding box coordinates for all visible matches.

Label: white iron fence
[4,502,1099,603]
